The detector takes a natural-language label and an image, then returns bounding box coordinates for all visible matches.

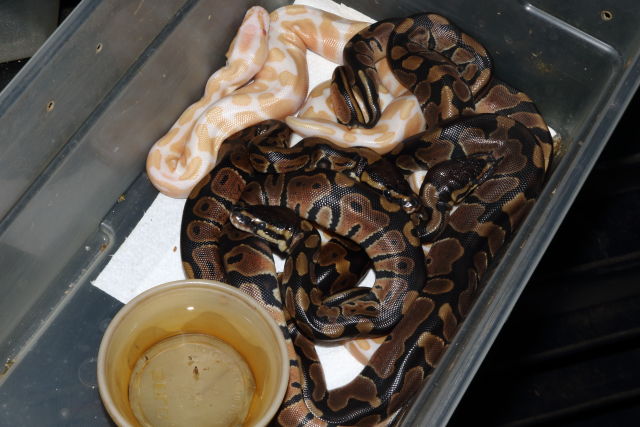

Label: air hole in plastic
[600,10,613,21]
[96,43,103,53]
[46,101,55,112]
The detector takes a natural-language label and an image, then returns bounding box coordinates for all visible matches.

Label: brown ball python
[181,120,426,344]
[233,166,426,342]
[179,11,553,427]
[180,120,292,281]
[248,136,423,216]
[181,119,426,424]
[330,13,492,129]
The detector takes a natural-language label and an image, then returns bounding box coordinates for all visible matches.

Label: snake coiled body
[331,13,492,130]
[180,120,292,281]
[286,79,425,154]
[248,136,422,214]
[237,166,426,341]
[180,9,553,426]
[148,5,370,198]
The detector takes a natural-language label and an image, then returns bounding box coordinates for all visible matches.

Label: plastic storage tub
[1,0,639,425]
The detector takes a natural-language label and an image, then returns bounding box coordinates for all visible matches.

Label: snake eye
[255,123,270,135]
[404,199,418,212]
[316,158,331,169]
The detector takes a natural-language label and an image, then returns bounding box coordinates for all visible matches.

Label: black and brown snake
[179,11,553,426]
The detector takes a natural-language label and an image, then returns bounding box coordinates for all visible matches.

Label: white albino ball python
[286,60,426,154]
[146,5,369,198]
[286,86,425,154]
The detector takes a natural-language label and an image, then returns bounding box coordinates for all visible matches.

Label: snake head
[361,160,421,214]
[410,206,447,243]
[249,120,292,148]
[330,65,381,129]
[423,155,495,206]
[230,205,303,254]
[382,188,421,214]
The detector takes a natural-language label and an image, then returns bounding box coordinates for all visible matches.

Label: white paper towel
[92,0,375,390]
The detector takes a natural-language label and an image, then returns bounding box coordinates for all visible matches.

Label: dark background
[1,1,638,425]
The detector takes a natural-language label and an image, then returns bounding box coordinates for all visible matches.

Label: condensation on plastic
[0,0,639,425]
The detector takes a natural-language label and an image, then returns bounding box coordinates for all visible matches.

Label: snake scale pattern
[179,9,553,427]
